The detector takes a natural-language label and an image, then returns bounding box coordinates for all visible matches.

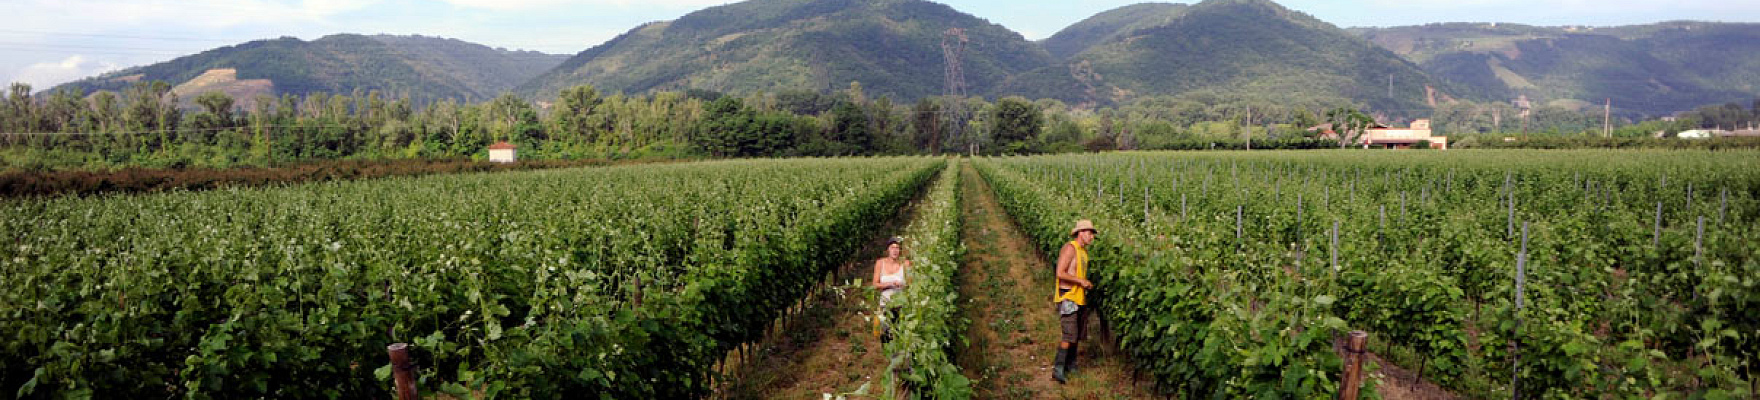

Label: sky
[4,0,1758,92]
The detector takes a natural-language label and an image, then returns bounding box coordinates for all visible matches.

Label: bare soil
[1368,352,1460,400]
[954,164,1156,400]
[717,178,929,400]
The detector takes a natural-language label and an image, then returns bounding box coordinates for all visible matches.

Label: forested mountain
[517,0,1058,101]
[1040,3,1190,60]
[1008,0,1445,113]
[50,34,567,105]
[31,0,1760,119]
[1356,22,1760,117]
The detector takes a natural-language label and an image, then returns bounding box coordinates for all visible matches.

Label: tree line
[5,80,1757,171]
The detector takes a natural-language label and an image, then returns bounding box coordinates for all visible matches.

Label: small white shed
[488,141,517,163]
[1677,130,1719,139]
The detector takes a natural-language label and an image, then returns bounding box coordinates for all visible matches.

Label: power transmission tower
[943,28,970,155]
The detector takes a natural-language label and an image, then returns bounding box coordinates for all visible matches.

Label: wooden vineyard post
[1696,216,1705,268]
[1654,202,1664,247]
[1237,205,1244,240]
[1331,221,1341,274]
[1339,331,1369,400]
[1686,183,1694,209]
[1507,188,1516,239]
[1378,205,1387,246]
[387,343,420,400]
[1719,188,1728,225]
[1349,179,1356,203]
[1181,193,1188,221]
[1296,193,1304,241]
[1510,221,1530,400]
[1379,205,1387,230]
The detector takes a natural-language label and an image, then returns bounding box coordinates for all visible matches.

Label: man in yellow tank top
[1053,219,1097,384]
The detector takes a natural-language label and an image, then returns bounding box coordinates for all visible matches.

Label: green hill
[1357,22,1760,116]
[52,34,567,103]
[517,0,1057,101]
[1011,0,1445,113]
[1040,3,1190,60]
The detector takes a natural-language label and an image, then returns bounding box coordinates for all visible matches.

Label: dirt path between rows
[954,164,1156,399]
[717,174,931,400]
[1368,352,1460,400]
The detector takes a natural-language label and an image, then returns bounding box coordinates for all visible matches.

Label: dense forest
[6,79,1757,171]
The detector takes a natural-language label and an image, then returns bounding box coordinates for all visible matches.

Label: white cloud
[3,0,377,31]
[432,0,728,12]
[9,55,121,91]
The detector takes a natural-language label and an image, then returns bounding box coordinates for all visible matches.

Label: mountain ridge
[50,34,568,104]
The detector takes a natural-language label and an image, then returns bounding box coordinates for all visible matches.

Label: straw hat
[1069,220,1098,237]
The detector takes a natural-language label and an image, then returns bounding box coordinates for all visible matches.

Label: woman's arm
[872,260,886,289]
[1054,244,1092,289]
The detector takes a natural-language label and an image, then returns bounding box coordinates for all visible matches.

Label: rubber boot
[1065,346,1079,375]
[1052,348,1069,384]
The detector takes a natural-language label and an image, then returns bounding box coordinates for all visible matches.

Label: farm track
[718,169,934,400]
[954,163,1155,400]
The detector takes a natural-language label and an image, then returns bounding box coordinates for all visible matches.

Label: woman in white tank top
[872,236,910,343]
[873,236,910,303]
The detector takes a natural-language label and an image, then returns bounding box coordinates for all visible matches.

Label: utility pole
[1493,106,1502,133]
[1388,74,1394,98]
[942,28,968,155]
[1603,98,1612,138]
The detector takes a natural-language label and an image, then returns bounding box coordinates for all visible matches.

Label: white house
[1677,130,1719,139]
[488,142,517,162]
[1362,119,1448,149]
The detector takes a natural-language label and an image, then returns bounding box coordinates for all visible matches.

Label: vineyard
[0,157,941,398]
[977,150,1757,398]
[884,159,971,398]
[2,149,1756,399]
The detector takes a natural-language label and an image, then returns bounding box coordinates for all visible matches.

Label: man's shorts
[1057,300,1087,343]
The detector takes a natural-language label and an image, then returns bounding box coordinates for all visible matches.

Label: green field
[1,157,940,398]
[978,150,1758,398]
[3,150,1756,399]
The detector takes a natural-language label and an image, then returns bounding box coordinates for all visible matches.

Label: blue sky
[4,0,1758,91]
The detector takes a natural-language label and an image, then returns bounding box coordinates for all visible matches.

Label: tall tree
[911,98,943,153]
[552,85,604,144]
[828,100,870,155]
[990,96,1044,154]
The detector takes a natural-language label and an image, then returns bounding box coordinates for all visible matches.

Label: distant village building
[488,141,518,163]
[1677,129,1760,139]
[1362,119,1448,149]
[1729,128,1760,138]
